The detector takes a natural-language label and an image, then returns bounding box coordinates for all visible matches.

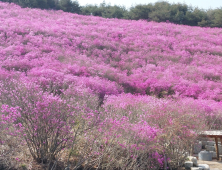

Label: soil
[197,159,222,170]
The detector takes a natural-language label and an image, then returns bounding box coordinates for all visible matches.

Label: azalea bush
[0,79,101,169]
[77,116,163,170]
[0,80,72,162]
[102,94,220,169]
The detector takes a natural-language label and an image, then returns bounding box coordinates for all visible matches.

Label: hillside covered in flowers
[0,2,222,170]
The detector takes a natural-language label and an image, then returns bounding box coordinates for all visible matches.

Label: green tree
[36,0,47,9]
[169,3,188,24]
[184,7,207,26]
[15,0,38,8]
[59,0,72,12]
[148,1,171,22]
[212,8,222,27]
[59,0,80,13]
[71,0,81,14]
[47,0,56,9]
[127,4,153,20]
[81,4,103,16]
[101,5,126,18]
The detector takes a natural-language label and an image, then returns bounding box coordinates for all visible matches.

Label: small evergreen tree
[212,8,222,27]
[58,0,81,13]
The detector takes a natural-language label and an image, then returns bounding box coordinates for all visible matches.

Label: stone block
[206,145,215,151]
[219,145,222,155]
[202,141,208,149]
[207,141,215,146]
[202,141,208,146]
[194,142,202,154]
[214,144,222,154]
[209,151,216,158]
[198,151,213,161]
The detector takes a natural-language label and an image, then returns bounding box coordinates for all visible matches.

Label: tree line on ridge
[1,0,222,27]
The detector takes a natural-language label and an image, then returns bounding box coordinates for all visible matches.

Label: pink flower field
[0,2,222,170]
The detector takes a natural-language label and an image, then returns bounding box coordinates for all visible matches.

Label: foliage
[81,2,127,19]
[0,0,81,12]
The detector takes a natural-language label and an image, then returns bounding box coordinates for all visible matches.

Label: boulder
[198,164,210,170]
[187,156,198,166]
[185,161,193,169]
[191,168,203,170]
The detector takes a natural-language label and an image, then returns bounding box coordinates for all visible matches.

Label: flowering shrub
[0,80,100,169]
[102,94,221,168]
[81,116,163,170]
[0,80,73,163]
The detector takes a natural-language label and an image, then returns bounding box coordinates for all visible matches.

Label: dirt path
[197,159,222,170]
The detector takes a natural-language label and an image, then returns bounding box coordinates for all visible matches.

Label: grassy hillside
[0,2,222,170]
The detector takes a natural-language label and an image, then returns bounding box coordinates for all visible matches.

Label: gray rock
[191,168,203,170]
[187,156,198,166]
[185,161,193,169]
[198,164,210,170]
[198,151,213,161]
